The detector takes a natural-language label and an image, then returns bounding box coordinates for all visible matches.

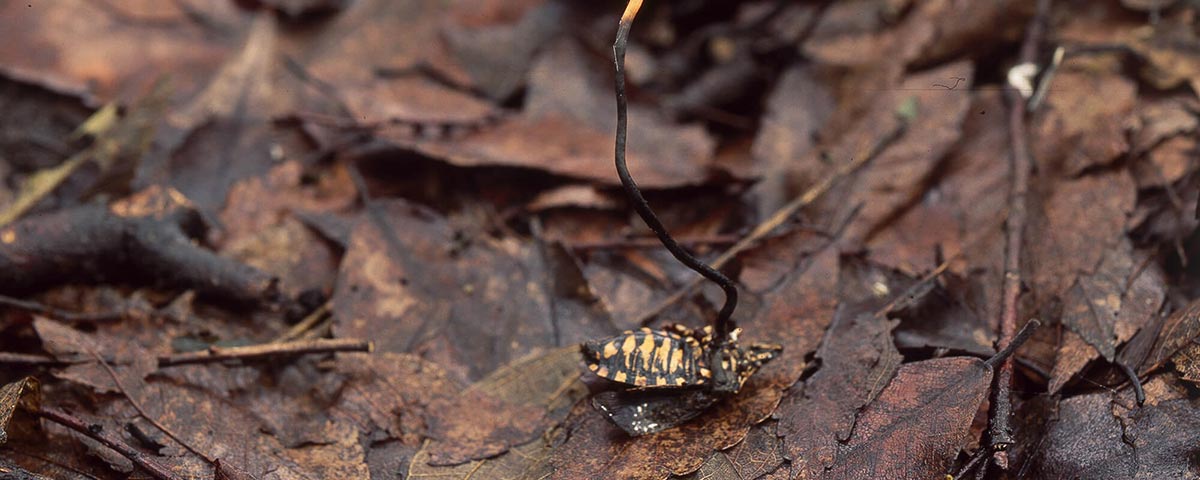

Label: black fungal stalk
[613,0,739,345]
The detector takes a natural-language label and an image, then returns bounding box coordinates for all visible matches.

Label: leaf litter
[2,1,1200,479]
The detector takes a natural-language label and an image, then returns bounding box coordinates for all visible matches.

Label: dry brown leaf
[423,346,585,465]
[33,317,155,394]
[0,378,39,446]
[1049,239,1165,392]
[1032,67,1136,176]
[824,357,992,479]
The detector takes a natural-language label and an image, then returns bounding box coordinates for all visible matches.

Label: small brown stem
[271,302,331,343]
[156,338,371,367]
[0,352,68,366]
[988,0,1051,467]
[36,407,182,480]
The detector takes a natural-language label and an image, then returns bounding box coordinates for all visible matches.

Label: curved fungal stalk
[612,0,739,345]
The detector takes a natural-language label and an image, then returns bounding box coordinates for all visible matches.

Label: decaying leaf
[1032,66,1136,176]
[422,346,585,465]
[825,357,992,479]
[0,378,39,445]
[4,0,1200,478]
[1024,170,1137,305]
[332,200,566,382]
[1028,392,1200,479]
[33,317,155,394]
[777,257,903,479]
[1049,238,1165,392]
[679,421,786,480]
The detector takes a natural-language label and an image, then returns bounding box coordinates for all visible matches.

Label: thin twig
[872,253,959,319]
[36,407,182,480]
[0,294,124,323]
[157,338,371,367]
[86,349,217,463]
[0,352,69,366]
[271,302,331,343]
[984,320,1042,370]
[951,447,989,480]
[988,0,1052,470]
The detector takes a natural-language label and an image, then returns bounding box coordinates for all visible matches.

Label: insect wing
[591,389,720,436]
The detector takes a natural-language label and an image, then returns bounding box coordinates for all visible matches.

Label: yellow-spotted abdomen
[581,327,708,388]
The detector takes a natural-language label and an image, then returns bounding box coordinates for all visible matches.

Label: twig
[87,349,217,463]
[36,407,182,480]
[983,319,1042,370]
[988,0,1052,470]
[157,338,371,367]
[271,302,330,343]
[872,252,959,319]
[634,119,908,326]
[951,447,989,480]
[0,295,124,323]
[0,352,68,366]
[0,199,278,305]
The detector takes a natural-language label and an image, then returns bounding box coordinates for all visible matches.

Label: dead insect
[582,325,780,393]
[580,0,781,436]
[582,325,781,435]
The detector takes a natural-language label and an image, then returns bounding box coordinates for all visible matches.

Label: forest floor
[1,0,1199,479]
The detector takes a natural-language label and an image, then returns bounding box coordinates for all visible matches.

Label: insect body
[582,325,781,393]
[582,325,781,435]
[582,326,708,388]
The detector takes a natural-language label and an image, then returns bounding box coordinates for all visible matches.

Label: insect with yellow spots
[579,0,782,436]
